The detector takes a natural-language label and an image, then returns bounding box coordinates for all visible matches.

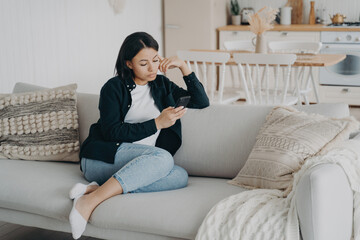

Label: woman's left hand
[158,56,191,76]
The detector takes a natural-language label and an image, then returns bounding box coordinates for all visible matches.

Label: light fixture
[108,0,126,14]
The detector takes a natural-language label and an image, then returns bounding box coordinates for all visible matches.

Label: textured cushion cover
[228,106,359,191]
[1,84,80,162]
[12,82,100,145]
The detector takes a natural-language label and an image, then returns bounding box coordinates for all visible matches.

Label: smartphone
[174,96,191,108]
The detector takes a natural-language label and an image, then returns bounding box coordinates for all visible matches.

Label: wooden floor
[1,107,360,240]
[0,221,101,240]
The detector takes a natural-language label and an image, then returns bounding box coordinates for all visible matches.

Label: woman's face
[126,47,160,85]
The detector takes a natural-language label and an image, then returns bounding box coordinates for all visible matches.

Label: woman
[68,32,209,239]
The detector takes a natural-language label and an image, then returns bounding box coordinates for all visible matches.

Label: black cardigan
[79,72,209,164]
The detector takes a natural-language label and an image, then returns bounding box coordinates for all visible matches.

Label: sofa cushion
[76,92,99,144]
[175,103,351,179]
[0,158,243,239]
[228,106,359,191]
[1,84,80,162]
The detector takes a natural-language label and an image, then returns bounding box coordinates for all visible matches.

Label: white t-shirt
[124,83,160,146]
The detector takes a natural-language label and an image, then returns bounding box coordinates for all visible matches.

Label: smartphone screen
[174,96,191,108]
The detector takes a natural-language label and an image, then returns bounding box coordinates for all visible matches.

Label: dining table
[190,49,345,66]
[189,49,346,104]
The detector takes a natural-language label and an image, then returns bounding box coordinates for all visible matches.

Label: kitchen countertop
[218,24,360,32]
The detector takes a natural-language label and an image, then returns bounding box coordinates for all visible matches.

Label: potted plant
[230,0,241,25]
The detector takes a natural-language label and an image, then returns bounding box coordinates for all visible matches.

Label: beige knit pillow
[228,106,359,191]
[0,84,80,162]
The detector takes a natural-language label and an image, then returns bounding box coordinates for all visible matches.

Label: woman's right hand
[155,107,187,130]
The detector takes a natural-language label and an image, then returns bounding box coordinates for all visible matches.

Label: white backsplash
[239,0,360,24]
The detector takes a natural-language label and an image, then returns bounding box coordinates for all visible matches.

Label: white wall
[239,0,360,23]
[0,0,163,94]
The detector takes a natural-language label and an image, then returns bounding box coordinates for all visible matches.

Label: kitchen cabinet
[219,31,321,50]
[319,86,360,105]
[163,0,227,87]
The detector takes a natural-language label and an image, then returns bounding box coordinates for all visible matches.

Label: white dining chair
[268,41,322,105]
[223,40,255,90]
[177,50,241,104]
[232,53,298,106]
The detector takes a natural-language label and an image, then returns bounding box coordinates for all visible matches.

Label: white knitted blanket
[196,140,360,240]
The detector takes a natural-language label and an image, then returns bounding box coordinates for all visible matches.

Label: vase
[252,34,267,53]
[231,15,241,25]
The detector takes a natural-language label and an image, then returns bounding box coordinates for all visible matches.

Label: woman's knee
[81,157,111,185]
[173,165,189,188]
[154,148,174,172]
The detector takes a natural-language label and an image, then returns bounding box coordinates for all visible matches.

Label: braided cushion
[0,84,80,162]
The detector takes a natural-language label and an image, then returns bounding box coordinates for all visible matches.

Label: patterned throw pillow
[228,106,359,191]
[0,84,80,162]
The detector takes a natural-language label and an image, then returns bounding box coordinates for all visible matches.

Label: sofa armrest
[295,163,353,240]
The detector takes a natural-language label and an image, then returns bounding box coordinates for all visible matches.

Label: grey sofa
[0,82,353,240]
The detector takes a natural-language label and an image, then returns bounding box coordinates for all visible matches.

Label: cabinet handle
[165,24,180,29]
[281,32,288,36]
[342,88,350,93]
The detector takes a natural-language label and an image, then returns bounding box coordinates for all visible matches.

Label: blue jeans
[81,143,188,194]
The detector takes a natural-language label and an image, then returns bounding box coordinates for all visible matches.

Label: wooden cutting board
[288,0,303,24]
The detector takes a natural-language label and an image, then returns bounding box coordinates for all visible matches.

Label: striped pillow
[0,84,80,162]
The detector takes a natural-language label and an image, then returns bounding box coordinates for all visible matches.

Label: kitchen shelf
[218,24,360,32]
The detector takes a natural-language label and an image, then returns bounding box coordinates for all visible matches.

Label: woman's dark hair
[115,32,159,79]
